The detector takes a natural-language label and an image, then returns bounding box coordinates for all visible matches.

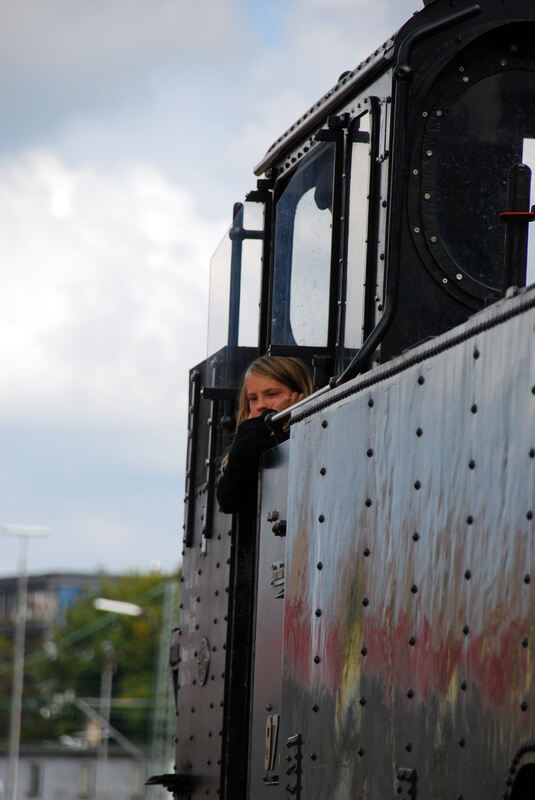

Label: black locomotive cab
[168,2,535,800]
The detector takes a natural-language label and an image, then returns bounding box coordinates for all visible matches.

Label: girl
[217,356,313,513]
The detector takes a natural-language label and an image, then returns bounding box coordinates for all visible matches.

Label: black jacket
[216,413,287,514]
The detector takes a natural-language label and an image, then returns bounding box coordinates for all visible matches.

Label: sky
[1,0,419,577]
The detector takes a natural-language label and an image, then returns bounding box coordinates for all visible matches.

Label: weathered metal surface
[174,346,257,800]
[248,444,289,795]
[175,483,233,797]
[279,288,535,798]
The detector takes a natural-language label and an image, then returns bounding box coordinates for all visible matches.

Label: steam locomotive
[164,1,535,797]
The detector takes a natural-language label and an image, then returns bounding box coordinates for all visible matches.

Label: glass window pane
[345,113,371,348]
[206,227,231,355]
[272,144,334,347]
[523,137,535,286]
[206,201,264,354]
[238,237,263,346]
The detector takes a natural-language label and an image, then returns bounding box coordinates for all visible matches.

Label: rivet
[315,608,322,617]
[314,655,321,664]
[426,149,433,157]
[310,752,318,761]
[412,532,420,541]
[462,76,469,83]
[424,193,431,200]
[317,561,323,570]
[367,448,374,457]
[442,277,448,284]
[361,646,368,656]
[467,515,474,525]
[409,636,416,646]
[436,109,443,117]
[414,480,421,490]
[529,448,535,458]
[411,584,418,594]
[459,737,466,747]
[416,427,423,436]
[522,637,528,648]
[524,574,531,584]
[469,460,475,469]
[362,597,369,607]
[368,397,374,407]
[359,697,366,706]
[465,570,471,580]
[312,704,319,712]
[521,701,528,712]
[422,111,428,117]
[471,404,477,414]
[320,467,326,475]
[405,742,412,752]
[358,748,365,756]
[430,235,438,243]
[461,680,467,691]
[413,168,419,175]
[527,511,533,520]
[463,625,469,635]
[414,226,420,233]
[363,547,371,557]
[407,689,414,699]
[318,514,325,523]
[322,419,328,428]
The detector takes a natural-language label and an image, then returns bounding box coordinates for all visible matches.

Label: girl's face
[246,372,303,419]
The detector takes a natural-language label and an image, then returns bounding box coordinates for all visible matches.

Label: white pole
[96,642,114,800]
[2,525,49,800]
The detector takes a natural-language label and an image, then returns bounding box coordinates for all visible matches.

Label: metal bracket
[285,734,303,799]
[396,767,417,799]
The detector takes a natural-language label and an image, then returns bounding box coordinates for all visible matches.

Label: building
[0,573,103,644]
[0,746,147,800]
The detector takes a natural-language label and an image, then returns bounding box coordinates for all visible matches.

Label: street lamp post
[2,524,49,800]
[93,598,143,800]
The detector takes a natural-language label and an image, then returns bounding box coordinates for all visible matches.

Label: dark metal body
[170,1,535,798]
[278,288,535,798]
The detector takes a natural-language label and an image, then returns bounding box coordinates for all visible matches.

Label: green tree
[0,571,179,748]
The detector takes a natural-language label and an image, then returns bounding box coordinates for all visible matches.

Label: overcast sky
[1,0,419,577]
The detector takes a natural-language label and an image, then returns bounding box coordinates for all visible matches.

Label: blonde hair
[235,355,314,429]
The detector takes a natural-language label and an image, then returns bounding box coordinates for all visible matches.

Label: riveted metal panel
[174,346,257,800]
[248,444,289,795]
[280,289,535,799]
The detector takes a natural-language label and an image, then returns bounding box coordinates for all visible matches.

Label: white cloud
[0,150,224,426]
[0,0,426,576]
[0,0,246,89]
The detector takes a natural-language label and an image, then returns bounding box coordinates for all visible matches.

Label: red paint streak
[283,593,530,711]
[283,596,312,683]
